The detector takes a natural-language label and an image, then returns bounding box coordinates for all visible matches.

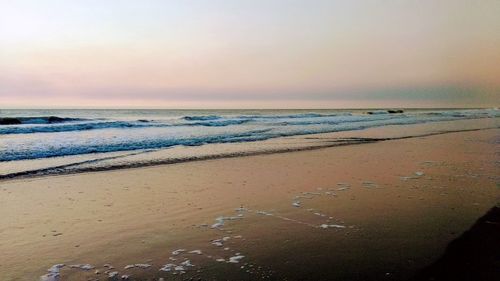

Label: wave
[0,112,483,162]
[187,119,250,127]
[0,113,363,135]
[423,110,494,118]
[0,116,86,125]
[0,118,251,135]
[181,113,344,122]
[0,129,273,161]
[1,109,498,162]
[235,113,344,119]
[183,115,221,121]
[3,109,497,135]
[278,114,395,126]
[0,121,166,134]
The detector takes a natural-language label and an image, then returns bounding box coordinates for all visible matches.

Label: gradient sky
[1,0,499,108]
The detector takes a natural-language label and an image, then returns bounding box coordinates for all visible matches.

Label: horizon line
[1,106,496,110]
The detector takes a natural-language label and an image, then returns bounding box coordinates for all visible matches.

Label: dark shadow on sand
[412,206,500,281]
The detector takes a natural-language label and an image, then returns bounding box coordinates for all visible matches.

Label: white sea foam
[174,265,185,271]
[362,181,378,188]
[400,171,425,181]
[159,263,176,272]
[320,224,346,229]
[180,260,194,267]
[171,249,186,255]
[211,216,242,228]
[40,264,64,281]
[212,241,223,247]
[228,255,245,263]
[125,263,151,269]
[69,264,94,270]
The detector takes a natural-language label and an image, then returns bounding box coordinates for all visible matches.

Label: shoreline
[1,122,498,280]
[1,118,498,182]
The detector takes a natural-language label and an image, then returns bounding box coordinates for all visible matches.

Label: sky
[0,0,499,108]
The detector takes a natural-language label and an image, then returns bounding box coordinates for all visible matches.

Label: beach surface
[0,119,498,281]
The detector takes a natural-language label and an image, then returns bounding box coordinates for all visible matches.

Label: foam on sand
[320,224,346,229]
[159,264,176,272]
[124,263,151,269]
[171,249,186,255]
[39,264,64,281]
[336,183,351,191]
[69,264,94,270]
[228,255,245,263]
[362,181,378,188]
[211,216,243,229]
[400,171,426,181]
[180,260,194,267]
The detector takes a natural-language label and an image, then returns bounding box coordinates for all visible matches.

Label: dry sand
[0,125,498,280]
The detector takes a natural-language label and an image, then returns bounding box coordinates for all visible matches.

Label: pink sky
[1,0,499,108]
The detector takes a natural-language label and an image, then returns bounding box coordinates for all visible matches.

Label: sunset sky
[1,0,499,108]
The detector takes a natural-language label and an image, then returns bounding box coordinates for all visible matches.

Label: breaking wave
[1,109,498,162]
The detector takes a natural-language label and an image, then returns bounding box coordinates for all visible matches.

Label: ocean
[0,108,498,178]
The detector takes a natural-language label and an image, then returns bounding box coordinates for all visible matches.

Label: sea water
[0,108,498,177]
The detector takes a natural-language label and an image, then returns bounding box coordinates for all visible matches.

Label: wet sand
[0,124,498,280]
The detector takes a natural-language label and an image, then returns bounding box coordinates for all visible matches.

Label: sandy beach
[0,121,498,281]
[3,0,499,279]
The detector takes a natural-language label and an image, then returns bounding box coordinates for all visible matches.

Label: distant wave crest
[183,115,221,121]
[0,118,252,135]
[0,116,86,125]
